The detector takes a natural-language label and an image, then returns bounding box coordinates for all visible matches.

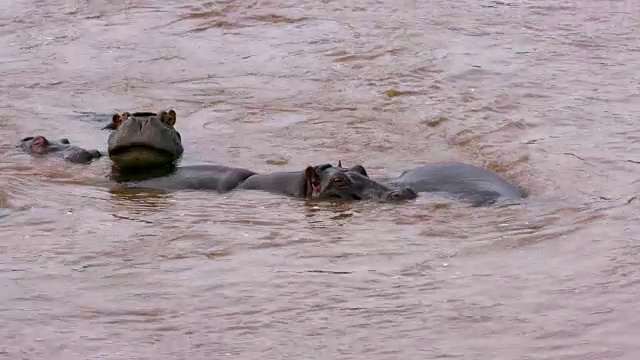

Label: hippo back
[117,165,257,192]
[237,171,307,198]
[390,161,525,205]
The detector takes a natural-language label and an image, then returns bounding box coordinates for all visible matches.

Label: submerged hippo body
[18,136,102,164]
[116,165,314,195]
[115,164,307,195]
[238,163,416,201]
[107,110,184,170]
[117,165,257,192]
[237,169,312,198]
[388,161,526,206]
[116,162,416,202]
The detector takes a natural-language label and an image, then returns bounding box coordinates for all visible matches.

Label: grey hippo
[115,163,418,202]
[18,135,102,164]
[106,110,184,170]
[386,161,526,206]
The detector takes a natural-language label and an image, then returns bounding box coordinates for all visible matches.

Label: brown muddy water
[1,0,639,359]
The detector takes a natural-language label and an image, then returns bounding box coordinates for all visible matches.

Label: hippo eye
[333,177,346,187]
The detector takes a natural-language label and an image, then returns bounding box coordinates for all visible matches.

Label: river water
[1,0,639,359]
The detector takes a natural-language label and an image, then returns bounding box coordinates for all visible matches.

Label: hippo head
[19,135,70,155]
[304,161,417,202]
[18,136,101,164]
[106,110,184,170]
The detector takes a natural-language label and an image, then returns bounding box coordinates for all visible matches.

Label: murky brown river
[1,0,640,358]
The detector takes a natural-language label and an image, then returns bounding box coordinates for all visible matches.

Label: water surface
[1,0,639,359]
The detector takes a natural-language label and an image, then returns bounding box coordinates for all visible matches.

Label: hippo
[18,136,102,164]
[106,110,184,170]
[386,161,526,206]
[115,162,417,202]
[238,162,417,201]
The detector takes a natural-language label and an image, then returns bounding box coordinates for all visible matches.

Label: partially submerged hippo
[116,162,417,202]
[238,162,416,201]
[386,161,526,206]
[18,136,102,164]
[236,159,524,206]
[106,110,184,170]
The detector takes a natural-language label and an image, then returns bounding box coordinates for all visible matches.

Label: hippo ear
[166,109,177,126]
[112,114,123,128]
[337,160,342,168]
[304,166,320,184]
[350,165,369,177]
[304,166,321,197]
